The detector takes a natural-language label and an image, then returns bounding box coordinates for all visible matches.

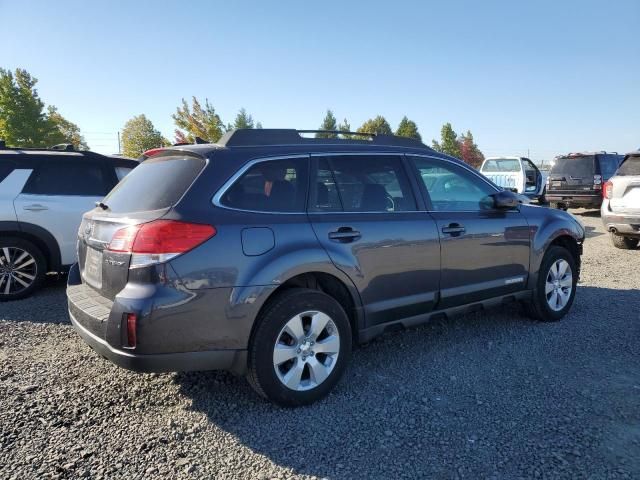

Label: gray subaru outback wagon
[68,129,584,406]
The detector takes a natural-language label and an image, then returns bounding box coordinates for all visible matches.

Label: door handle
[328,227,361,243]
[441,223,465,236]
[23,204,49,212]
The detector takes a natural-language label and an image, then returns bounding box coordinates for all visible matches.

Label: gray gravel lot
[1,210,639,479]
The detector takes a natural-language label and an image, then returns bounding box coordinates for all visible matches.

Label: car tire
[526,245,578,322]
[610,233,639,250]
[246,288,352,407]
[549,202,567,211]
[0,237,47,301]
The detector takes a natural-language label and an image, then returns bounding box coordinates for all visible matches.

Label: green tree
[0,68,75,148]
[395,116,421,141]
[316,109,338,138]
[357,115,393,136]
[255,121,263,129]
[121,114,166,158]
[233,108,255,129]
[173,97,225,143]
[47,106,88,149]
[432,122,461,158]
[338,118,352,138]
[459,130,484,168]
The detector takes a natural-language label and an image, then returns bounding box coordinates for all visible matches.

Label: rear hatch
[547,155,597,194]
[609,155,640,214]
[77,153,207,300]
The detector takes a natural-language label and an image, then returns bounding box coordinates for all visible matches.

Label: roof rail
[216,129,427,149]
[50,143,75,151]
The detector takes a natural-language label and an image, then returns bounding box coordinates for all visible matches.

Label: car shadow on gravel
[175,286,640,479]
[0,275,69,324]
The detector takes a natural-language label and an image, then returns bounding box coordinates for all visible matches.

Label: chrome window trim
[211,154,310,215]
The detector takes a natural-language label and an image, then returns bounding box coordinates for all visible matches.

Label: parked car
[67,129,584,406]
[545,152,623,210]
[602,151,640,249]
[0,143,137,300]
[479,156,547,202]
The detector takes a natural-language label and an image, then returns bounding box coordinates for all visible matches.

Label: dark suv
[546,152,623,210]
[68,129,584,406]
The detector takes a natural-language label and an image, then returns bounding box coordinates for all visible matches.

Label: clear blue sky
[1,0,638,161]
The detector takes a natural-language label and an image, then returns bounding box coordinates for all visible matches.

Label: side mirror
[491,190,520,209]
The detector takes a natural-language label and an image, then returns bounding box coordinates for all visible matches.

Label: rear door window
[0,160,15,184]
[103,155,206,213]
[220,157,309,212]
[312,155,416,212]
[22,160,110,196]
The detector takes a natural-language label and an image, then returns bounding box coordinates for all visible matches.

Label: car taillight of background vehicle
[603,181,613,199]
[593,174,602,190]
[107,220,216,268]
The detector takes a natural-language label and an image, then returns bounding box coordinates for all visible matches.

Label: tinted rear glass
[22,160,109,196]
[617,155,640,176]
[550,156,594,177]
[102,155,205,213]
[597,154,622,178]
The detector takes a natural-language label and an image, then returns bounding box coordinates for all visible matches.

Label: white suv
[0,144,137,300]
[602,151,640,249]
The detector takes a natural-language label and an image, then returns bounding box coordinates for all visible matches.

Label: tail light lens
[603,181,613,199]
[125,313,137,348]
[108,220,216,268]
[593,174,602,190]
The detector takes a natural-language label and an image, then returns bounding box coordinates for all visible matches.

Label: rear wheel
[526,245,577,322]
[549,202,567,211]
[0,237,46,301]
[247,288,352,407]
[610,233,639,250]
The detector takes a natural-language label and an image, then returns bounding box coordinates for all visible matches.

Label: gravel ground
[1,210,639,479]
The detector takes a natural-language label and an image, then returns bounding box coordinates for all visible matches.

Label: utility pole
[117,131,121,154]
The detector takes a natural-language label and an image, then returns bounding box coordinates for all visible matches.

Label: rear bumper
[545,193,602,208]
[66,263,250,374]
[70,311,246,373]
[601,208,640,237]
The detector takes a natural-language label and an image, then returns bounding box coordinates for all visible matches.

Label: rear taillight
[593,174,602,190]
[141,148,164,159]
[107,220,216,268]
[125,313,137,348]
[603,180,613,199]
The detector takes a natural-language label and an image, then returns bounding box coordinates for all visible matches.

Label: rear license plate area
[83,247,103,289]
[552,181,562,187]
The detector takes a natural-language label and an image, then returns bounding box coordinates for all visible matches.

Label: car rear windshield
[481,159,520,172]
[550,156,594,177]
[616,155,640,176]
[102,155,206,213]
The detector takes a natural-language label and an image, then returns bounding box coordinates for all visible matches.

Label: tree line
[0,68,484,167]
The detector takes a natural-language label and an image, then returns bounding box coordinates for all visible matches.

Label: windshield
[616,155,640,176]
[102,155,206,213]
[550,156,594,177]
[481,159,521,172]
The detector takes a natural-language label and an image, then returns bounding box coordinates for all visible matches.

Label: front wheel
[247,288,352,407]
[526,245,577,322]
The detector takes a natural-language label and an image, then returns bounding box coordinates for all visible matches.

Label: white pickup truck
[479,156,548,202]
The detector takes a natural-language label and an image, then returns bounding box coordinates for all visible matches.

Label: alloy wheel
[0,247,38,295]
[545,259,573,311]
[273,311,340,391]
